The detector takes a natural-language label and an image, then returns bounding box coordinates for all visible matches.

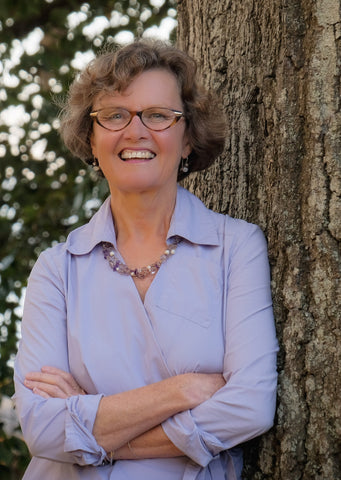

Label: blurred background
[0,1,176,477]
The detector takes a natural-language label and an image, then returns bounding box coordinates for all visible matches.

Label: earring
[92,157,100,172]
[180,157,189,173]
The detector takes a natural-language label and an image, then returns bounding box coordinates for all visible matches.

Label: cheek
[91,131,118,158]
[160,130,188,155]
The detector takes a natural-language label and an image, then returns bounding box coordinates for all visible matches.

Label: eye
[145,109,170,122]
[100,109,128,122]
[151,112,166,119]
[108,111,123,120]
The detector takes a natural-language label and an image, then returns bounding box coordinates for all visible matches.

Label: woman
[14,40,278,479]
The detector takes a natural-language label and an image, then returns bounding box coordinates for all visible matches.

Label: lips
[119,149,156,160]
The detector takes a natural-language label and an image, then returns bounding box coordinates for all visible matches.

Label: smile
[119,149,156,160]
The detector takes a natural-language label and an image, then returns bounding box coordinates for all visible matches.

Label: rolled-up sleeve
[162,223,279,466]
[13,248,106,465]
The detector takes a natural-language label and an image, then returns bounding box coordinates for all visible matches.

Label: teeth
[120,150,156,160]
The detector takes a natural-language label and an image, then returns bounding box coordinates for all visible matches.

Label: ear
[90,131,97,158]
[181,133,192,159]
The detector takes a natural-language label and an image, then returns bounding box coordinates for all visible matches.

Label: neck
[109,185,178,243]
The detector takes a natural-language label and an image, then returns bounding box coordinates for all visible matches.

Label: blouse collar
[66,186,220,256]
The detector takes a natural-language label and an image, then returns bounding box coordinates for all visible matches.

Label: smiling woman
[13,39,278,480]
[89,68,191,199]
[59,40,226,180]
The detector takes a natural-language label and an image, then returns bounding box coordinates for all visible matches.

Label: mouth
[119,149,156,161]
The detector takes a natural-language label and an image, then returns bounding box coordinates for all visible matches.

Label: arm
[25,366,225,455]
[14,248,106,465]
[161,223,279,466]
[91,372,224,452]
[114,425,183,459]
[17,247,225,464]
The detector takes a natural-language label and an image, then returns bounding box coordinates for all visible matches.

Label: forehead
[94,68,182,109]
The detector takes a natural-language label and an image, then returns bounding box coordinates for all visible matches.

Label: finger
[41,366,84,392]
[25,371,85,397]
[41,366,73,383]
[25,372,73,397]
[32,387,51,399]
[25,379,68,399]
[26,371,69,389]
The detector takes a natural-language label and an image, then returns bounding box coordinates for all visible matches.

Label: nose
[123,113,149,138]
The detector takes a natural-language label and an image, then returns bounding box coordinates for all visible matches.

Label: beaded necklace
[102,236,182,279]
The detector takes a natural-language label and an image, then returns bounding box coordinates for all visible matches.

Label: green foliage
[0,0,176,476]
[0,426,30,480]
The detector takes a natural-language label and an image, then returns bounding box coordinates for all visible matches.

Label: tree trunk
[177,0,341,478]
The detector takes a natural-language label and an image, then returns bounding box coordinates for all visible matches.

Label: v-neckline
[131,275,155,304]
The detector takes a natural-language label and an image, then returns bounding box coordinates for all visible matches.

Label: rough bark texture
[177,1,340,478]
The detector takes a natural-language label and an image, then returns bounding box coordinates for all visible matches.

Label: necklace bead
[102,236,181,279]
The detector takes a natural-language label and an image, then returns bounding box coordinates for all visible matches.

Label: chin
[106,167,178,195]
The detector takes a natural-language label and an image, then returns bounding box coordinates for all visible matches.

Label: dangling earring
[180,157,189,173]
[92,157,100,172]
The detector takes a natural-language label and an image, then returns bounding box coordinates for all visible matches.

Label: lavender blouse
[14,186,278,480]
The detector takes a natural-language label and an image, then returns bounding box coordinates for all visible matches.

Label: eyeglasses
[90,107,185,132]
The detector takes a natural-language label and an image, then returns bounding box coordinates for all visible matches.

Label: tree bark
[177,0,341,478]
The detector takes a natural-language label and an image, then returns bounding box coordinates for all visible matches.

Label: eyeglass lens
[95,108,182,131]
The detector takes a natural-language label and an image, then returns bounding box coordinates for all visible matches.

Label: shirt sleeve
[162,222,279,467]
[13,247,107,466]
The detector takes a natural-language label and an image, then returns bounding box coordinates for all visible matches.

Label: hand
[24,366,86,399]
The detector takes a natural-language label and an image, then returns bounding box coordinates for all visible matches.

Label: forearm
[114,425,184,460]
[24,366,225,457]
[92,373,205,452]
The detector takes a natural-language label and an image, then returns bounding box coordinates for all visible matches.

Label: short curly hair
[59,39,226,180]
